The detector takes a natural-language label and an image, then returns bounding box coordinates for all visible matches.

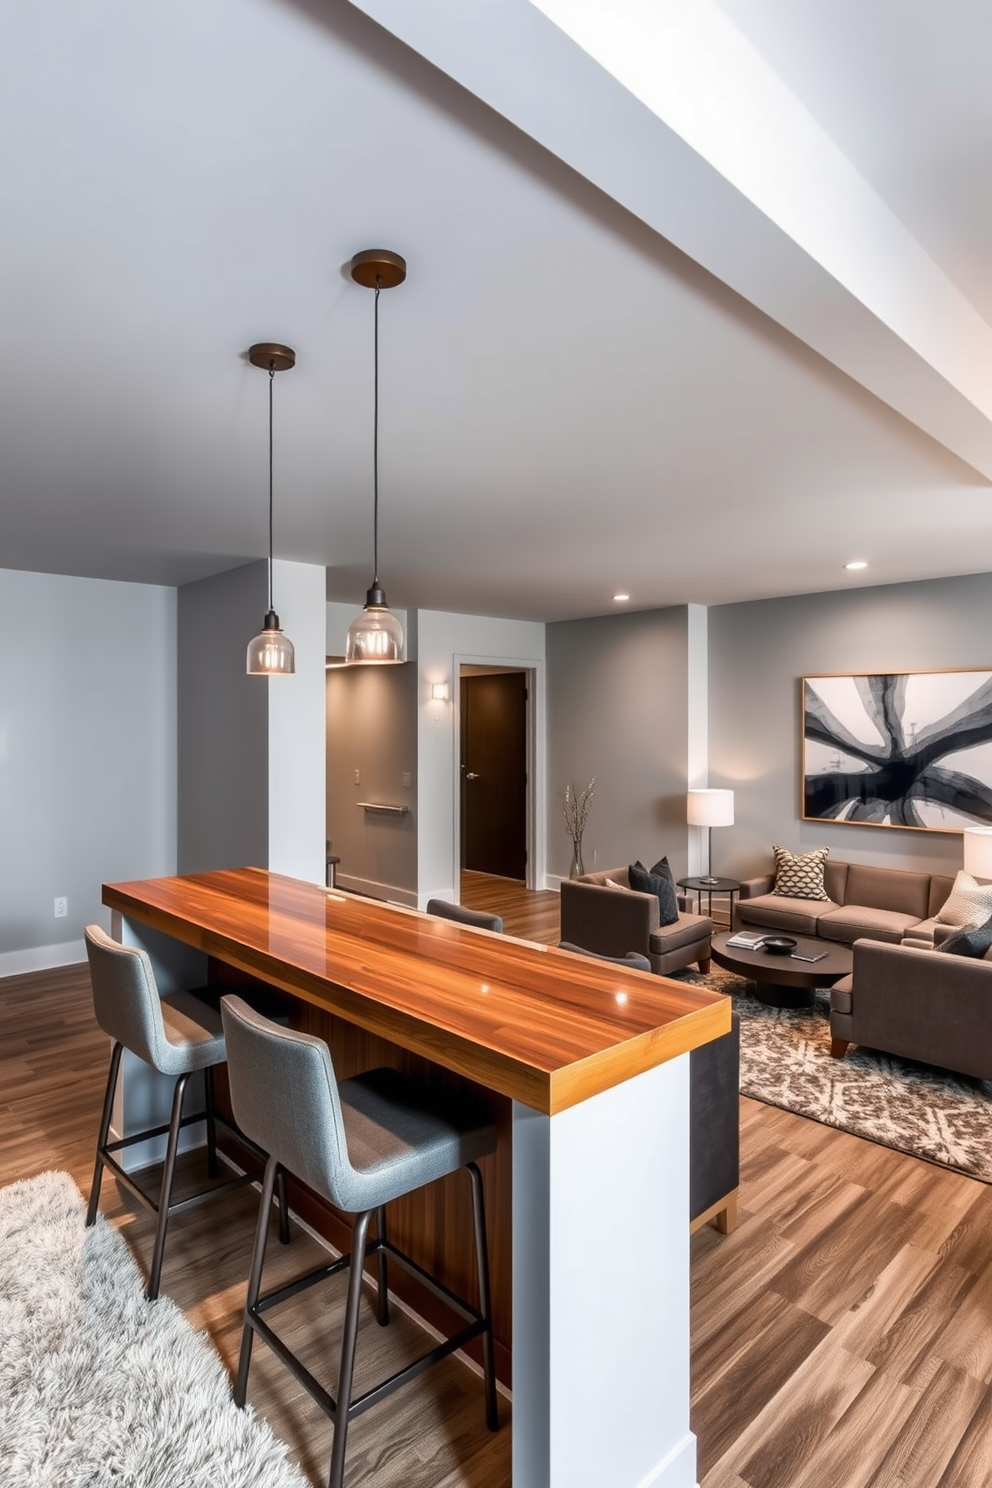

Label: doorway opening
[459,665,531,884]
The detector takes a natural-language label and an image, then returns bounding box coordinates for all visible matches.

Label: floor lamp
[687,789,735,885]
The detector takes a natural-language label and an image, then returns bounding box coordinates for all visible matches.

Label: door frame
[452,653,545,891]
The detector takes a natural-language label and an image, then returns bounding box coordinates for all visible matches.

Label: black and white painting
[803,671,992,831]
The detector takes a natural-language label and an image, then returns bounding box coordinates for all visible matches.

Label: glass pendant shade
[345,588,405,664]
[247,609,296,675]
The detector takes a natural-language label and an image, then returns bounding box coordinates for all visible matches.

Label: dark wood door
[461,672,527,880]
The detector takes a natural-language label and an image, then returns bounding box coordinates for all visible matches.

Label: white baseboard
[0,939,87,978]
[335,873,418,910]
[545,874,565,892]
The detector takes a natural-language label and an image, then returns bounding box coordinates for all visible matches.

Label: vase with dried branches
[563,777,596,879]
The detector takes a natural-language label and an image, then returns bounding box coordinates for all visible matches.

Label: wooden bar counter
[104,868,729,1488]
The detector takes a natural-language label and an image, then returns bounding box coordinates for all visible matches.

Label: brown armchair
[559,866,712,976]
[830,938,992,1079]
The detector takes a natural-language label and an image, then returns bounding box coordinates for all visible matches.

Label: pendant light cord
[373,279,380,587]
[268,364,275,614]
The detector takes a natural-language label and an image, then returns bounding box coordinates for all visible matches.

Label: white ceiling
[1,0,990,621]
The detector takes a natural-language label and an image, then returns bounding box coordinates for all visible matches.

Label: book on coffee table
[725,931,767,949]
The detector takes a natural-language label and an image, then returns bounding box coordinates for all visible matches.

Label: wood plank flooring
[1,877,991,1487]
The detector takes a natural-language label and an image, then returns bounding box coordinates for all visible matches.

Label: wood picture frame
[802,669,992,832]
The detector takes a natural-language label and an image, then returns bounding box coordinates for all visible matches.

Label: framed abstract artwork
[802,670,992,831]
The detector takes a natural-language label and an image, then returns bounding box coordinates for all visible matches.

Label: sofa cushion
[830,975,853,1015]
[937,912,992,959]
[902,916,941,948]
[936,871,992,927]
[772,845,830,900]
[845,863,930,920]
[737,892,832,936]
[630,860,679,926]
[928,874,956,919]
[824,860,849,905]
[817,905,921,945]
[649,911,711,954]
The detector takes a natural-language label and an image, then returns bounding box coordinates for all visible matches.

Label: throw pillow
[605,877,631,891]
[772,844,830,901]
[629,860,680,926]
[936,911,992,958]
[936,870,992,927]
[649,855,675,887]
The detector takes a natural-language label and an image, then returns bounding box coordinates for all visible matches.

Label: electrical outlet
[54,896,67,919]
[354,768,361,785]
[401,771,411,788]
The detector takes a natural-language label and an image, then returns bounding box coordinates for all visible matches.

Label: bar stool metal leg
[467,1162,499,1431]
[277,1168,291,1246]
[147,1071,191,1302]
[328,1209,373,1488]
[86,1040,123,1228]
[235,1154,281,1407]
[375,1205,389,1326]
[204,1064,219,1178]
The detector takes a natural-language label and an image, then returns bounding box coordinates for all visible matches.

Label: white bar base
[513,1056,697,1488]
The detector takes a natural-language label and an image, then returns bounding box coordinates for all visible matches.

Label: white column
[686,603,709,879]
[513,1056,696,1488]
[268,559,327,884]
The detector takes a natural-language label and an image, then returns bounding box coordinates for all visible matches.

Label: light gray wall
[0,568,176,971]
[178,562,268,873]
[326,662,418,902]
[708,571,992,880]
[547,607,690,879]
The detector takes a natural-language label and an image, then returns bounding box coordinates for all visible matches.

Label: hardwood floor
[2,878,991,1487]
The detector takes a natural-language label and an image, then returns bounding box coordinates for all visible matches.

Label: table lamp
[687,789,735,884]
[963,827,992,880]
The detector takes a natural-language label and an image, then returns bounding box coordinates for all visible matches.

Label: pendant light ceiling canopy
[345,249,407,665]
[246,341,296,676]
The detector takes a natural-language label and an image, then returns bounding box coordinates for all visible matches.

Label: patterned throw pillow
[937,911,992,958]
[628,860,680,926]
[936,871,992,928]
[772,845,830,901]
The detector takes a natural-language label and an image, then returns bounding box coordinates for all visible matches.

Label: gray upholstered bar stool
[220,994,500,1488]
[426,898,503,932]
[84,925,288,1301]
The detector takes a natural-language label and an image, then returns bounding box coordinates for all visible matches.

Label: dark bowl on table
[762,936,797,956]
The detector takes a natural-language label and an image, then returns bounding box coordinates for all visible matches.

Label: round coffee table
[710,931,852,1008]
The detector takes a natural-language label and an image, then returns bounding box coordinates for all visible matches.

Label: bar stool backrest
[221,995,360,1210]
[558,941,652,972]
[85,925,174,1073]
[426,899,503,933]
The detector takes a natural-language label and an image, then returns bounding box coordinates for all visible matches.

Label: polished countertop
[103,868,730,1115]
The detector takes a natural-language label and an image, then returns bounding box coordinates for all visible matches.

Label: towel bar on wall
[357,802,410,815]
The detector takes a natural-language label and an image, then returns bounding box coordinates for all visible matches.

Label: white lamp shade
[687,788,735,828]
[963,828,992,879]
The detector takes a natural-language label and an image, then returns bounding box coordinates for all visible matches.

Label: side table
[677,875,742,929]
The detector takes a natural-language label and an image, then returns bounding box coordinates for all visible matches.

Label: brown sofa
[735,859,956,949]
[830,938,992,1079]
[560,866,712,975]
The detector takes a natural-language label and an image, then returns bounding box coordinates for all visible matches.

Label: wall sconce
[430,682,449,702]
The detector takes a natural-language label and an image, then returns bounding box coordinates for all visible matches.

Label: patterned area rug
[695,968,992,1183]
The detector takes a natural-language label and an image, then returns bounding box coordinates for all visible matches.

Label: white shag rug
[0,1170,307,1488]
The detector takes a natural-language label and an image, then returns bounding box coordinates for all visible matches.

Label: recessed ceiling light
[613,592,630,602]
[844,561,868,571]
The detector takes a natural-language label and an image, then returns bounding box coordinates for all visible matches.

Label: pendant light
[345,249,406,664]
[246,342,296,675]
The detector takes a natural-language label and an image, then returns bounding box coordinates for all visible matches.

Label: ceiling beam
[346,0,992,481]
